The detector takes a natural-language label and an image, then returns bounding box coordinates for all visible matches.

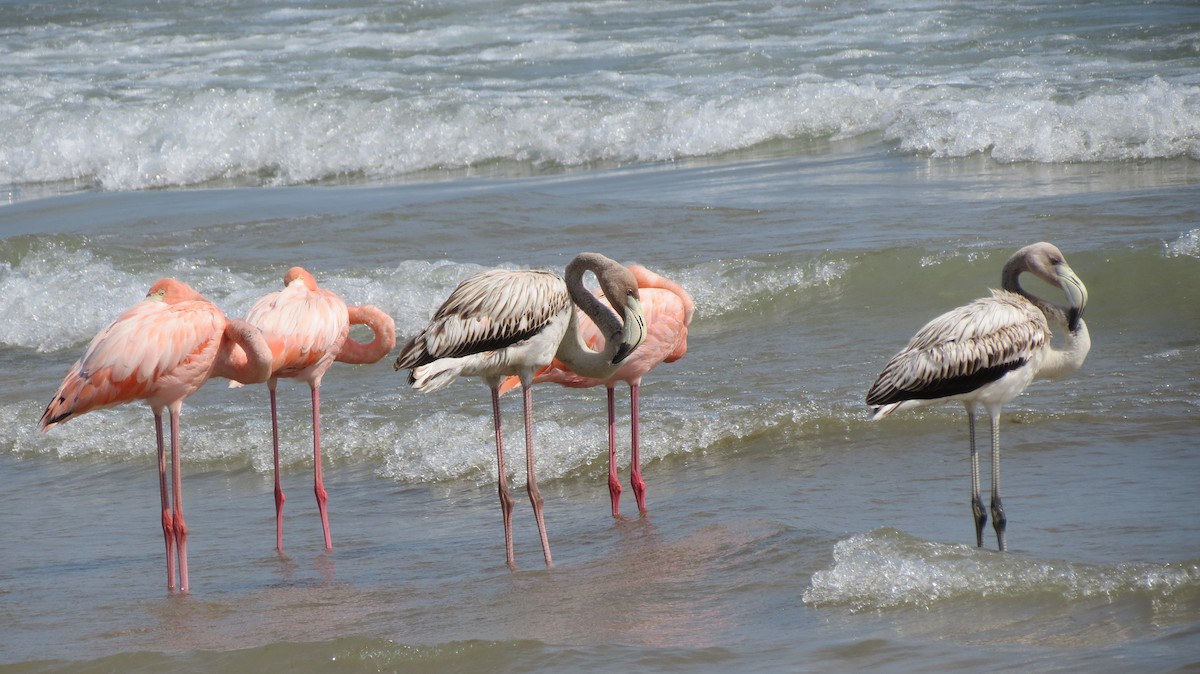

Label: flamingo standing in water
[40,278,274,592]
[394,252,647,569]
[500,265,694,518]
[866,242,1091,551]
[236,267,395,552]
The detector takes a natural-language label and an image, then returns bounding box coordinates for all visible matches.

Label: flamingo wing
[866,291,1048,406]
[397,269,568,368]
[245,286,349,376]
[41,299,225,428]
[502,275,691,395]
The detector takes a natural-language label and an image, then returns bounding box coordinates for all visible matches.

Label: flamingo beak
[1057,263,1088,333]
[612,296,646,364]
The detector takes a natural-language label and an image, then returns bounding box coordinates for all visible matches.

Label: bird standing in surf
[499,264,693,518]
[235,267,395,553]
[394,252,647,569]
[40,279,274,592]
[865,242,1091,551]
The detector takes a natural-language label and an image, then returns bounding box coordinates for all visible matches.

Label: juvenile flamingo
[237,267,395,552]
[40,279,273,592]
[394,252,647,569]
[866,242,1091,550]
[500,265,693,518]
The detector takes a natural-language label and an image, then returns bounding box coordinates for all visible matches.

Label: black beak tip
[612,343,633,364]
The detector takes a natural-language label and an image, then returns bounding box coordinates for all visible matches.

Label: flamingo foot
[991,495,1007,552]
[315,483,332,551]
[608,476,623,519]
[275,485,286,552]
[173,513,189,593]
[972,495,987,548]
[631,473,648,516]
[161,510,176,590]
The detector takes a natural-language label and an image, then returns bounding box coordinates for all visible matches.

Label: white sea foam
[0,243,270,352]
[373,393,777,486]
[2,1,1196,195]
[1164,229,1200,258]
[10,77,1194,193]
[887,77,1200,163]
[0,241,479,353]
[0,247,148,352]
[803,528,1200,612]
[676,256,852,320]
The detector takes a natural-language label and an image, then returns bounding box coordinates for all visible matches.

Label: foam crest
[5,398,152,460]
[0,245,148,352]
[5,77,1196,194]
[5,0,1199,196]
[377,260,494,336]
[887,77,1200,163]
[13,383,284,465]
[0,241,274,352]
[0,239,468,354]
[377,411,602,486]
[678,256,852,319]
[1165,229,1200,259]
[374,388,817,486]
[803,529,1200,612]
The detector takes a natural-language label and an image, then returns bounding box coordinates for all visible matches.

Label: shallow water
[2,151,1198,673]
[3,0,1200,672]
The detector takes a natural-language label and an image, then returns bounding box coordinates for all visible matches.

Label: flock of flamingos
[38,243,1089,593]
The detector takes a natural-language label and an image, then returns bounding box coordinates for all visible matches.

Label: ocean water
[2,0,1200,672]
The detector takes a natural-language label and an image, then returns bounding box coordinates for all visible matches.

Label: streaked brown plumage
[394,252,647,569]
[498,264,694,518]
[867,242,1091,551]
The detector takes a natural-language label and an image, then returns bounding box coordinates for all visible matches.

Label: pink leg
[629,383,647,515]
[311,385,332,551]
[606,387,622,518]
[491,387,516,570]
[523,384,553,568]
[269,381,286,552]
[169,402,189,593]
[154,410,177,591]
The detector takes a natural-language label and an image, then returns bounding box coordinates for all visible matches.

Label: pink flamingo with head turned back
[500,264,693,518]
[236,267,395,552]
[40,278,274,593]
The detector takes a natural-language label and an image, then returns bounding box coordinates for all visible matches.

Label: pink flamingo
[237,267,395,552]
[40,278,274,593]
[500,265,693,518]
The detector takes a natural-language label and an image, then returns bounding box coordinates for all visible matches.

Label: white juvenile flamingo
[866,242,1091,551]
[499,264,694,518]
[394,252,647,569]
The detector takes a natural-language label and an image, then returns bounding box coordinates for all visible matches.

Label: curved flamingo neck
[1002,254,1090,381]
[557,255,627,379]
[1001,256,1055,317]
[336,305,397,364]
[214,318,274,384]
[1037,319,1091,381]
